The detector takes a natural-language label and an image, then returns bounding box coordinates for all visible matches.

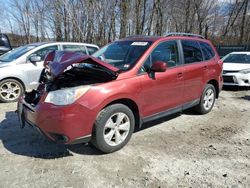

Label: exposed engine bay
[23,51,119,106]
[24,62,117,106]
[40,62,117,91]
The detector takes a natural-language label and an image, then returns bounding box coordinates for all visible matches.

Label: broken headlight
[45,86,91,105]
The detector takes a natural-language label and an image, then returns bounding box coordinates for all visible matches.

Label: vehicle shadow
[223,86,250,101]
[242,95,250,101]
[223,85,250,91]
[0,109,205,158]
[0,111,103,159]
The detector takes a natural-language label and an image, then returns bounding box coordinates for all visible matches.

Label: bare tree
[239,0,249,44]
[120,0,130,38]
[2,0,249,46]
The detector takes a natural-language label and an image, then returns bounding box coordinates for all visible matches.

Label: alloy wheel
[203,88,215,111]
[0,81,21,101]
[103,112,131,146]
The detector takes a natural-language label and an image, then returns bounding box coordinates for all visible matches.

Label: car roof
[118,35,211,44]
[27,42,99,48]
[119,36,162,42]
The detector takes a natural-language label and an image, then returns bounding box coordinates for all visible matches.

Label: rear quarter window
[63,45,87,54]
[199,41,215,60]
[86,46,99,55]
[181,40,203,64]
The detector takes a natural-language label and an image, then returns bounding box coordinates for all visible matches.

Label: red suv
[17,33,223,153]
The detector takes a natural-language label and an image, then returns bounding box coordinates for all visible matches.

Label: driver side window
[31,45,58,61]
[141,41,179,72]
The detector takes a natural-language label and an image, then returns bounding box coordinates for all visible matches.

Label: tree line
[1,0,249,46]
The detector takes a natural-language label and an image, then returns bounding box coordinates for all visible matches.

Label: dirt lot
[0,89,249,188]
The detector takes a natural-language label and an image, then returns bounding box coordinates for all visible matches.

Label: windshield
[0,45,36,62]
[93,41,152,71]
[223,54,250,64]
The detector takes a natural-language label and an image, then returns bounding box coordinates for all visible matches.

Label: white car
[0,42,99,102]
[222,52,250,86]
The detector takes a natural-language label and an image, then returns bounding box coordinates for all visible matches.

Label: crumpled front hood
[44,51,119,78]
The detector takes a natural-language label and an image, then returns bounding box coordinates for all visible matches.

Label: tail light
[218,59,223,67]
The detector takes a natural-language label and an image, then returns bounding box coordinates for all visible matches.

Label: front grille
[24,90,41,106]
[223,70,239,74]
[223,76,235,83]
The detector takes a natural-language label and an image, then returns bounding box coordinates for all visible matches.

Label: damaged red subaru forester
[17,33,223,153]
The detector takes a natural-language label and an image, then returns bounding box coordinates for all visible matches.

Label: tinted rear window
[199,42,215,60]
[182,40,203,64]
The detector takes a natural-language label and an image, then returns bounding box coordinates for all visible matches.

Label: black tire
[91,103,135,153]
[195,84,216,114]
[0,79,24,103]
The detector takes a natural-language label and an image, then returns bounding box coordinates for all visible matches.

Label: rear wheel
[0,79,24,103]
[195,84,216,114]
[92,104,135,153]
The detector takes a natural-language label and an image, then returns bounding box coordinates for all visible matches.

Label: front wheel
[195,84,216,114]
[0,79,24,103]
[91,104,135,153]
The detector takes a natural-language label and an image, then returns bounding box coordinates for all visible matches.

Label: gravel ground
[0,89,249,188]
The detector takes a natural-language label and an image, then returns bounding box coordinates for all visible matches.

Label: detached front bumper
[223,72,250,86]
[17,96,95,144]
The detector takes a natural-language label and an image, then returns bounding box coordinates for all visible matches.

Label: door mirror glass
[29,55,41,63]
[151,61,167,72]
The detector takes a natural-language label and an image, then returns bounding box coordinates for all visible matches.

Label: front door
[138,40,184,117]
[25,45,58,89]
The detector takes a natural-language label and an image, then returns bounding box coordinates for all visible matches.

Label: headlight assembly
[45,86,91,105]
[239,68,250,74]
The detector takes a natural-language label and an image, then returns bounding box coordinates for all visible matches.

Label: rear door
[138,40,184,117]
[181,40,209,103]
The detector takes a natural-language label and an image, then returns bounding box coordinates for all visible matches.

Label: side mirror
[29,55,42,63]
[150,61,167,72]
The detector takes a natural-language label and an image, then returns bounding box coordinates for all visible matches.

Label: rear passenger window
[182,40,203,64]
[152,41,179,67]
[32,45,58,61]
[87,46,99,55]
[62,45,87,54]
[199,42,215,60]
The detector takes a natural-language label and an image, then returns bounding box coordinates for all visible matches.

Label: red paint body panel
[138,67,184,117]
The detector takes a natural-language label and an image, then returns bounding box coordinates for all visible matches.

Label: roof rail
[166,32,205,39]
[125,35,159,38]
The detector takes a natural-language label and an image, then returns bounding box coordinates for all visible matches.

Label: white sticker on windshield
[131,42,148,46]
